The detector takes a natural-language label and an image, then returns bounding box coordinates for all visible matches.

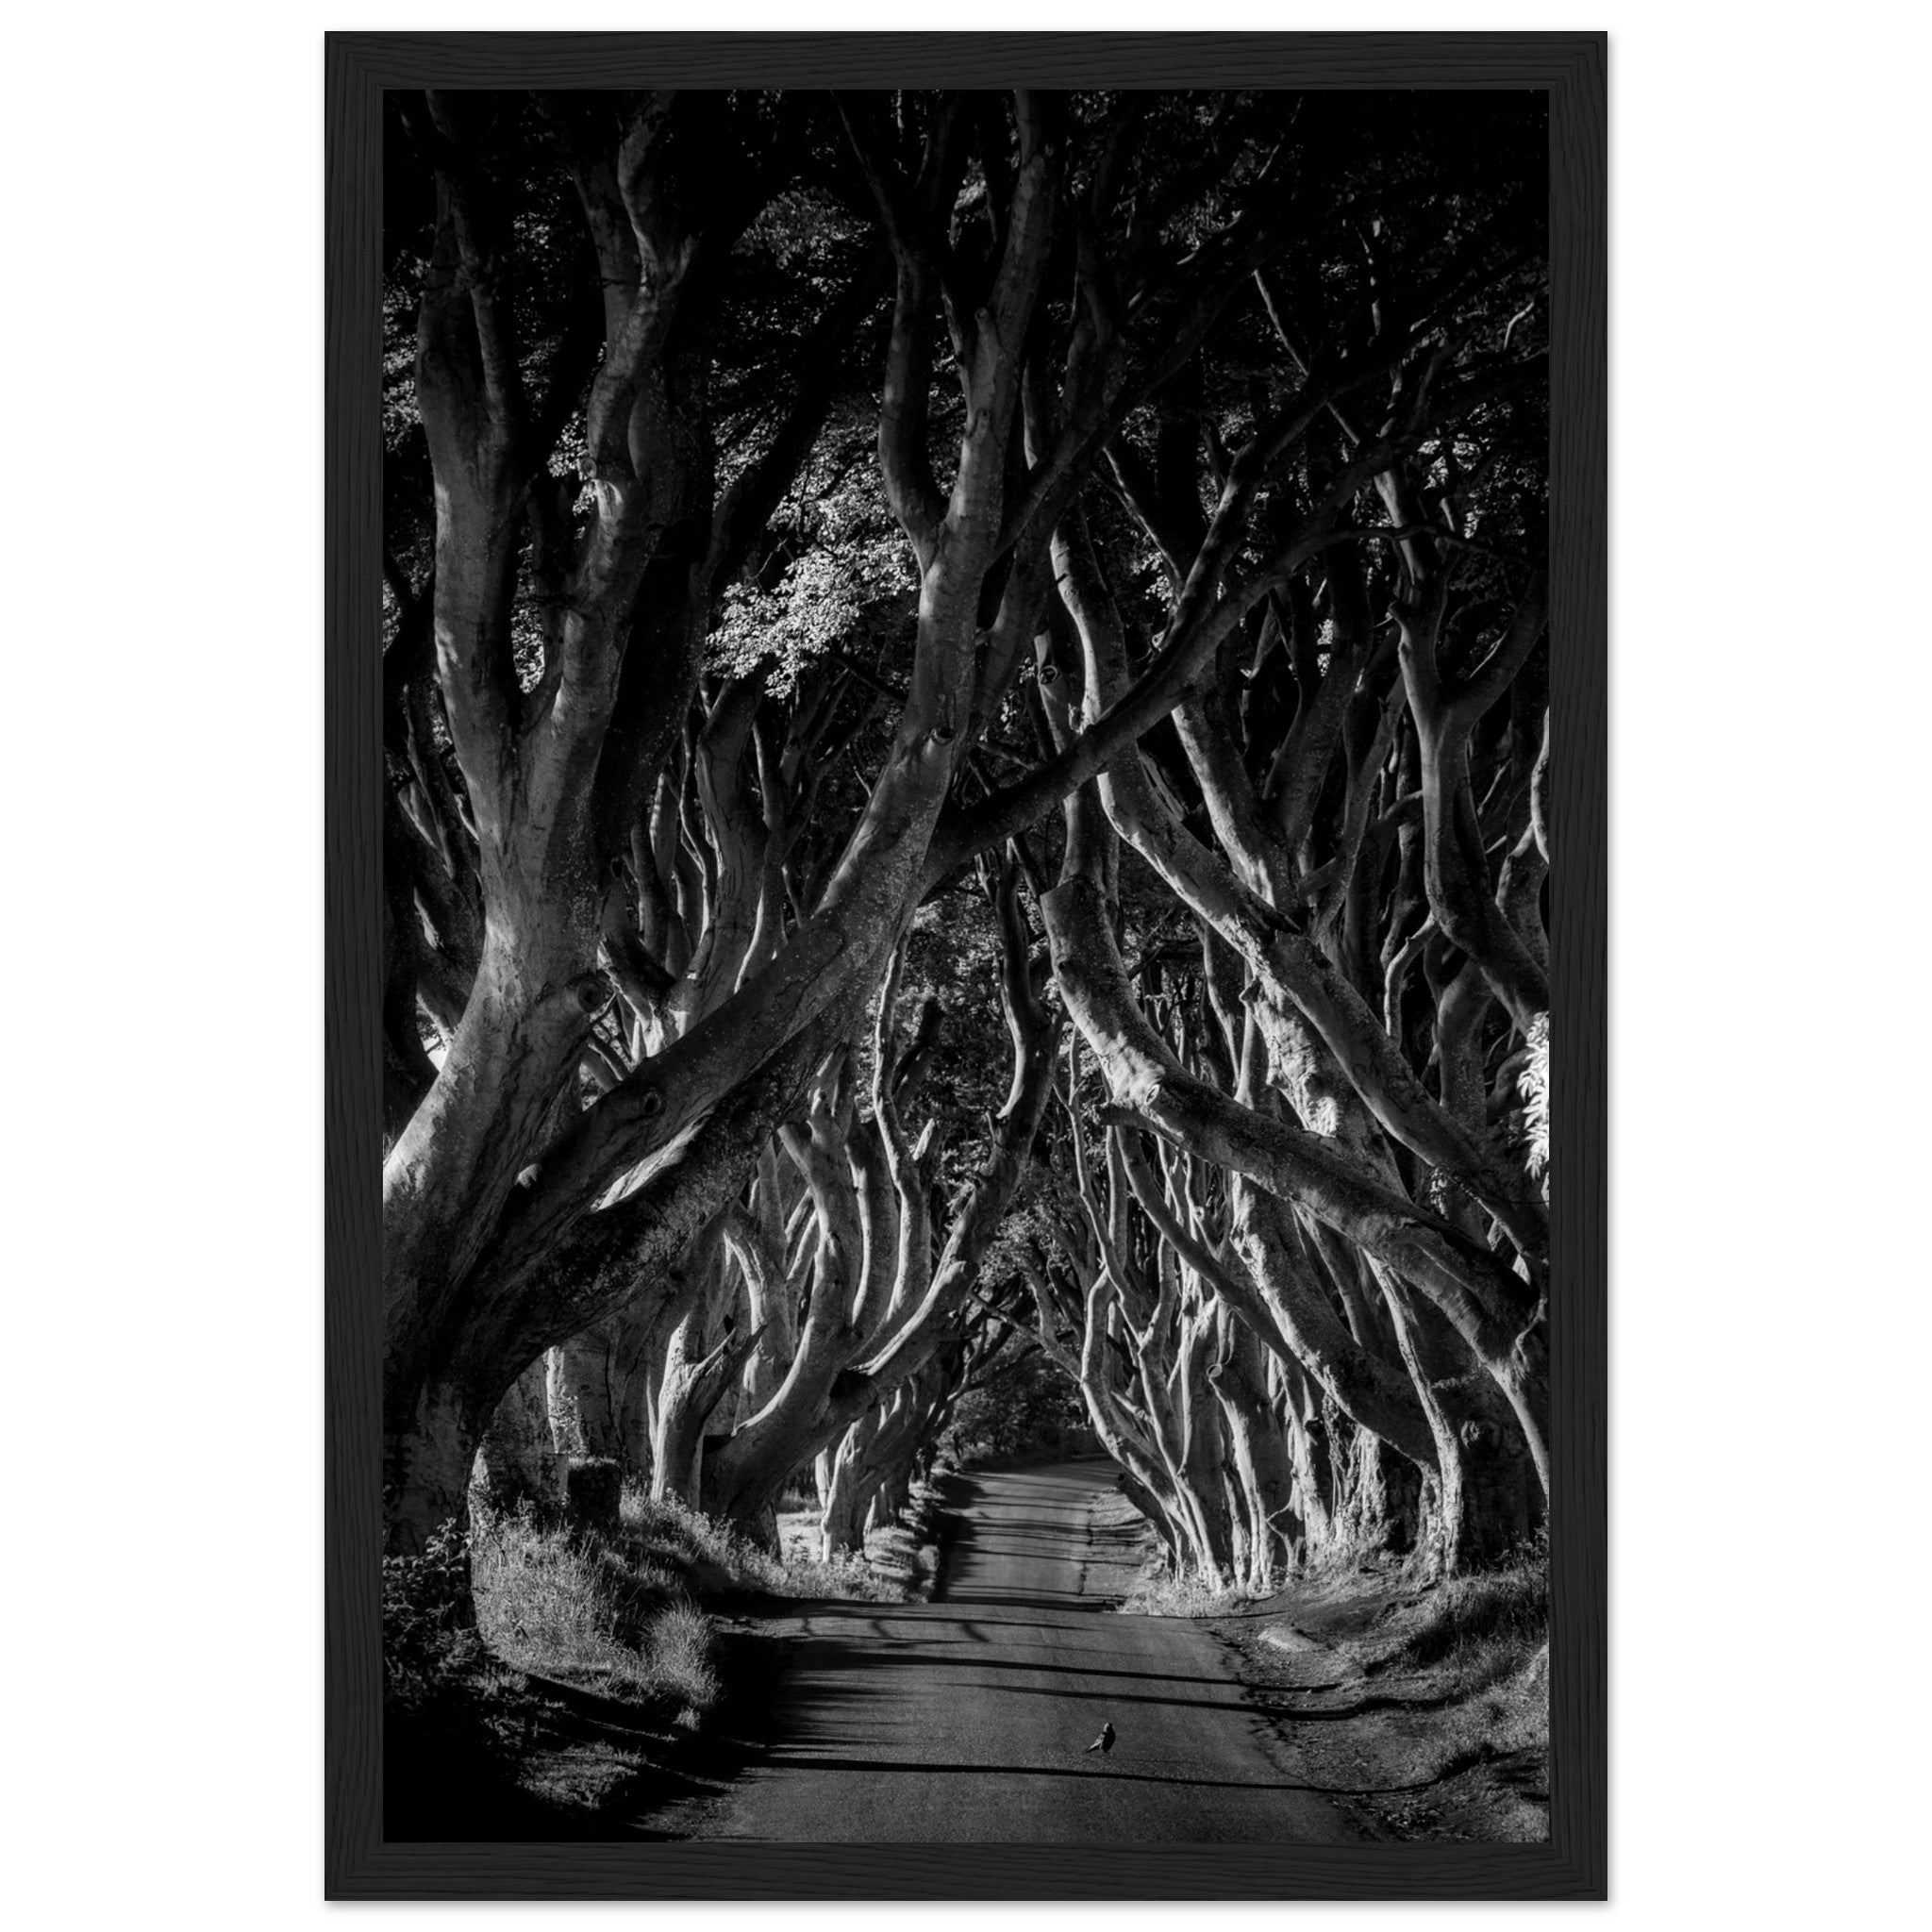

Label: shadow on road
[647,1460,1359,1842]
[752,1753,1376,1796]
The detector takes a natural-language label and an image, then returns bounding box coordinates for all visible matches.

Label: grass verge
[1118,1568,1263,1618]
[384,1478,918,1838]
[1209,1541,1551,1843]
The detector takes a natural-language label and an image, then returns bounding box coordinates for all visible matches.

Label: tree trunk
[819,1410,884,1558]
[651,1309,761,1507]
[1211,1324,1298,1589]
[1378,1268,1539,1570]
[386,1374,492,1560]
[472,1357,563,1516]
[546,1335,619,1459]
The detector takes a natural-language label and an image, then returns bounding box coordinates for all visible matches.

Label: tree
[379,86,1552,1589]
[993,95,1552,1569]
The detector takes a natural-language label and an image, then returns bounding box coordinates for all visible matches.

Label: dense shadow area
[387,1624,788,1843]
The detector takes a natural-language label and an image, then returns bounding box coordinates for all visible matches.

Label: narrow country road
[661,1460,1356,1842]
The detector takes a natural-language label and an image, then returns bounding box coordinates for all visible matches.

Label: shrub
[944,1347,1089,1467]
[383,1517,476,1702]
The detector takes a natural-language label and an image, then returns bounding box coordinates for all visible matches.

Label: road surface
[664,1459,1355,1842]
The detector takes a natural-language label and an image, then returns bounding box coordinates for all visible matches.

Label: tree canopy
[381,86,1551,1581]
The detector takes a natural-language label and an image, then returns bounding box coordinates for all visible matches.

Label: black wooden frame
[325,30,1606,1901]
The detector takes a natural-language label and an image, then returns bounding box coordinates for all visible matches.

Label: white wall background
[2,4,1924,1924]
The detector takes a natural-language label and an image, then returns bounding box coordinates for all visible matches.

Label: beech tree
[380,85,1550,1582]
[990,97,1550,1568]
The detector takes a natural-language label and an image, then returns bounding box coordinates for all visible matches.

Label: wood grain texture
[324,29,385,1900]
[1545,28,1609,1907]
[325,30,1607,1900]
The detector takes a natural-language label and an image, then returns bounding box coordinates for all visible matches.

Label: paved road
[669,1459,1355,1842]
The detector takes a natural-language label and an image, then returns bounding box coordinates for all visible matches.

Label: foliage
[380,82,1554,1613]
[1521,1014,1551,1179]
[1118,1568,1260,1618]
[470,1501,720,1716]
[382,1516,477,1703]
[622,1485,899,1603]
[943,1341,1088,1468]
[709,525,910,696]
[1395,1545,1548,1671]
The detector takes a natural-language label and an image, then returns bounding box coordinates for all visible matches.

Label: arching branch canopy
[377,87,1553,1584]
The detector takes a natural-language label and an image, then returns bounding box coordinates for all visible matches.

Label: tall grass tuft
[1118,1566,1259,1618]
[1395,1555,1548,1674]
[470,1503,720,1718]
[621,1487,898,1602]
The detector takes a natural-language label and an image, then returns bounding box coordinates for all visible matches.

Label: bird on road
[1084,1721,1116,1757]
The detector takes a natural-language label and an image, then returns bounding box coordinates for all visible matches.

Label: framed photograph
[327,30,1605,1901]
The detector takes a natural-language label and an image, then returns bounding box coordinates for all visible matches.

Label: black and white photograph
[367,68,1579,1858]
[18,4,1932,1928]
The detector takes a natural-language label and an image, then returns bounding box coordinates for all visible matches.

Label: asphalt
[667,1458,1357,1842]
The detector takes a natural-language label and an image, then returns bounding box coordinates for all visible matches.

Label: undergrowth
[382,1519,541,1836]
[471,1503,720,1718]
[1118,1565,1261,1618]
[382,1476,919,1834]
[383,1517,479,1703]
[625,1486,898,1603]
[1394,1557,1548,1675]
[386,1481,904,1734]
[1313,1541,1552,1836]
[1379,1550,1550,1783]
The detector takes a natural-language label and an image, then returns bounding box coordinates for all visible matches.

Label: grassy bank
[1213,1544,1551,1842]
[1086,1482,1548,1843]
[383,1481,922,1839]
